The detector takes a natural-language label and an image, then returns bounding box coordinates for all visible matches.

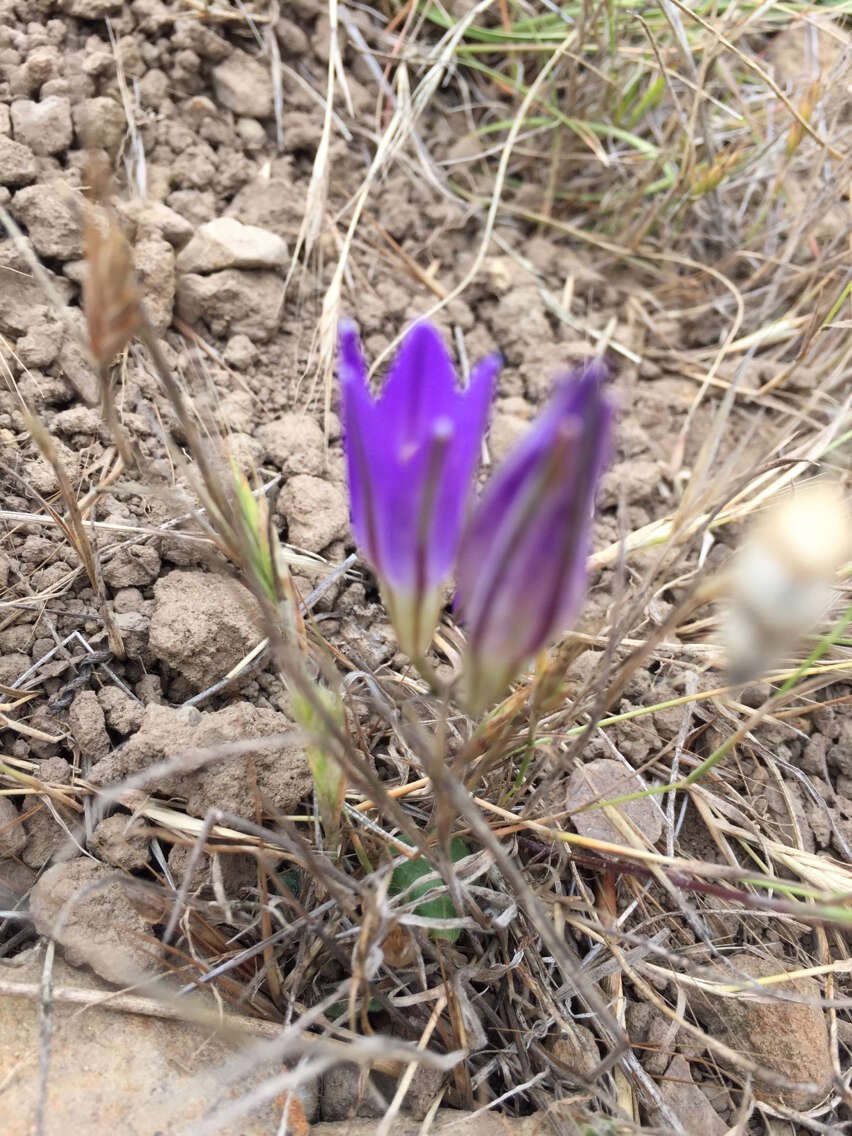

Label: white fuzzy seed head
[724,483,851,682]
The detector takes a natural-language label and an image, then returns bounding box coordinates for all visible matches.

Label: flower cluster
[340,320,613,710]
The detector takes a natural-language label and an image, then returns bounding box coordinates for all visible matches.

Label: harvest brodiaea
[340,320,613,708]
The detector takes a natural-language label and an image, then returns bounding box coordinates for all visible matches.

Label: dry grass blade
[18,413,124,658]
[3,2,852,1133]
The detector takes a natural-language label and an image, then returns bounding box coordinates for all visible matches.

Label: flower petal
[339,320,499,661]
[377,322,460,454]
[456,361,613,707]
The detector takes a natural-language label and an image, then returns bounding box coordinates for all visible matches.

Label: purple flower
[455,361,614,710]
[340,321,499,660]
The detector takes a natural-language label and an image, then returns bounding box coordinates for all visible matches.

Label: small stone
[212,49,273,118]
[257,413,325,476]
[148,570,263,691]
[0,133,37,186]
[235,117,266,150]
[275,16,310,56]
[11,183,83,260]
[0,948,294,1133]
[177,216,288,273]
[652,1055,728,1136]
[225,431,263,474]
[61,0,123,14]
[117,197,194,247]
[279,475,348,553]
[97,685,144,735]
[29,858,161,985]
[10,96,72,155]
[175,269,284,342]
[71,96,126,155]
[548,1025,600,1080]
[0,796,27,857]
[565,759,664,846]
[223,332,257,370]
[688,952,833,1109]
[103,543,161,588]
[15,319,62,367]
[68,690,110,763]
[89,813,150,870]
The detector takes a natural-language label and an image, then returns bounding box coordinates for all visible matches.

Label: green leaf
[389,835,470,942]
[291,685,347,846]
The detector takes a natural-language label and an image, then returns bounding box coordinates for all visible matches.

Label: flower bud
[456,361,614,710]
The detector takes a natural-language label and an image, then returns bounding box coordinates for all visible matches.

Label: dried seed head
[82,158,144,368]
[724,482,851,682]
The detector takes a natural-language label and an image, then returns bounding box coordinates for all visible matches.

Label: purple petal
[425,352,500,584]
[339,320,500,657]
[456,361,613,701]
[339,323,390,569]
[377,322,460,453]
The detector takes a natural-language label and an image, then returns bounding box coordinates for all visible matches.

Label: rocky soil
[0,1,849,1134]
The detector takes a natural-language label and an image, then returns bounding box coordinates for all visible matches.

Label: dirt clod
[175,267,285,341]
[0,797,27,857]
[0,133,37,185]
[89,700,312,819]
[278,475,349,553]
[10,182,83,260]
[212,50,274,118]
[565,758,664,846]
[688,952,833,1108]
[10,95,72,155]
[97,685,145,735]
[68,689,110,763]
[88,813,150,870]
[28,858,161,985]
[257,413,325,477]
[148,569,263,691]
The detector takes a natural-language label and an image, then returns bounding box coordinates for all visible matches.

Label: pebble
[175,268,285,341]
[212,49,274,118]
[0,133,37,185]
[176,216,288,273]
[10,95,72,155]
